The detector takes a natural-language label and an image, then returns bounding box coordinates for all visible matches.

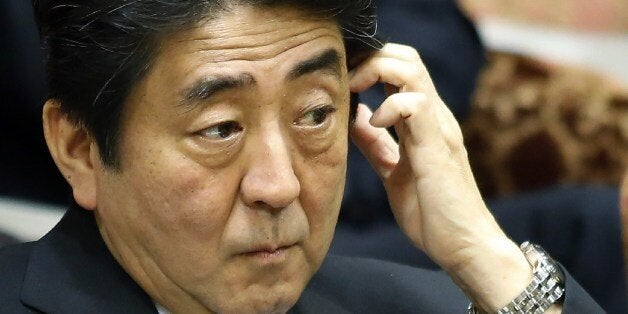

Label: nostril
[251,200,288,213]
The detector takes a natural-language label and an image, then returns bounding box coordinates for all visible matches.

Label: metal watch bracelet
[467,241,565,314]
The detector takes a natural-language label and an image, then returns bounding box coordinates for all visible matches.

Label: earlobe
[42,100,98,210]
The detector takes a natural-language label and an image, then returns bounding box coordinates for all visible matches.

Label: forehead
[155,5,345,65]
[121,4,348,128]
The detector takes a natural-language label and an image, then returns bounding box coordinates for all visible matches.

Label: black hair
[34,0,382,169]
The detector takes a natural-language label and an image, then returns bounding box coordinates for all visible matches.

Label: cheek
[297,133,348,252]
[144,159,238,241]
[103,148,241,264]
[122,157,247,291]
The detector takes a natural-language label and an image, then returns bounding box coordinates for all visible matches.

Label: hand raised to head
[349,43,555,312]
[349,43,503,267]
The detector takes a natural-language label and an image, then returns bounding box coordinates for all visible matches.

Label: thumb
[350,104,400,178]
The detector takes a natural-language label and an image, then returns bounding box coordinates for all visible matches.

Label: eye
[199,121,243,140]
[296,105,336,127]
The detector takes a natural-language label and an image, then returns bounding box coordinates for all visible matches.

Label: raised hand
[349,44,556,312]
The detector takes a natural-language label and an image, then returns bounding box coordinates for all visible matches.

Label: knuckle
[384,43,422,62]
[385,94,417,117]
[416,63,428,78]
[405,47,421,60]
[392,43,421,58]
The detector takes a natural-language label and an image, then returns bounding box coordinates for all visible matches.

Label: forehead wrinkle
[190,34,342,64]
[179,23,342,61]
[168,30,343,111]
[179,4,336,44]
[181,22,327,45]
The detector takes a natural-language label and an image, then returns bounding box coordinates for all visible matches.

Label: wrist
[446,236,533,311]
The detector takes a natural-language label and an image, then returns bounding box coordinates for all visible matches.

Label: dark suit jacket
[0,206,604,313]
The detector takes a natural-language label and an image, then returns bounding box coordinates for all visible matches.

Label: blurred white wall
[477,18,628,86]
[0,198,64,242]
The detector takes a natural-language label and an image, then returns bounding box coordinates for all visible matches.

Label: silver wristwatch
[467,241,566,314]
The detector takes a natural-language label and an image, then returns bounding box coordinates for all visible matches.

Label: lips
[239,242,297,265]
[242,243,295,256]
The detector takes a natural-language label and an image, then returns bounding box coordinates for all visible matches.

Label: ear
[43,100,99,210]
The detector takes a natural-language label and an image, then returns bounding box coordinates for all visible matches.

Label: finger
[371,92,450,165]
[349,57,434,94]
[379,43,422,62]
[350,104,400,177]
[369,92,426,129]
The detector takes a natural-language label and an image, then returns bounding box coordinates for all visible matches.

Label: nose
[240,127,300,211]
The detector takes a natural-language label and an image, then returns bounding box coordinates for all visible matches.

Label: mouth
[241,244,296,265]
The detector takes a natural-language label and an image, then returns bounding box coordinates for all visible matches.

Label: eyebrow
[183,73,256,104]
[286,48,343,80]
[181,48,343,107]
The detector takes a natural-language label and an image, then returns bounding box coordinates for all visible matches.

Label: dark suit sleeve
[561,265,606,313]
[297,256,604,313]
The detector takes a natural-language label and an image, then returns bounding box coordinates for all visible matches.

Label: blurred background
[1,0,626,312]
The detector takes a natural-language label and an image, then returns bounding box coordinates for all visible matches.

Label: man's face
[92,5,349,313]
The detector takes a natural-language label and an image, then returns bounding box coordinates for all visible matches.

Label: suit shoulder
[0,243,38,313]
[306,255,469,313]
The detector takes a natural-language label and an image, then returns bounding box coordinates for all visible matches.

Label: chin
[205,277,305,314]
[215,292,299,314]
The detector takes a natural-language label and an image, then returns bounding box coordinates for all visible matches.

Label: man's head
[35,0,380,168]
[37,0,380,312]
